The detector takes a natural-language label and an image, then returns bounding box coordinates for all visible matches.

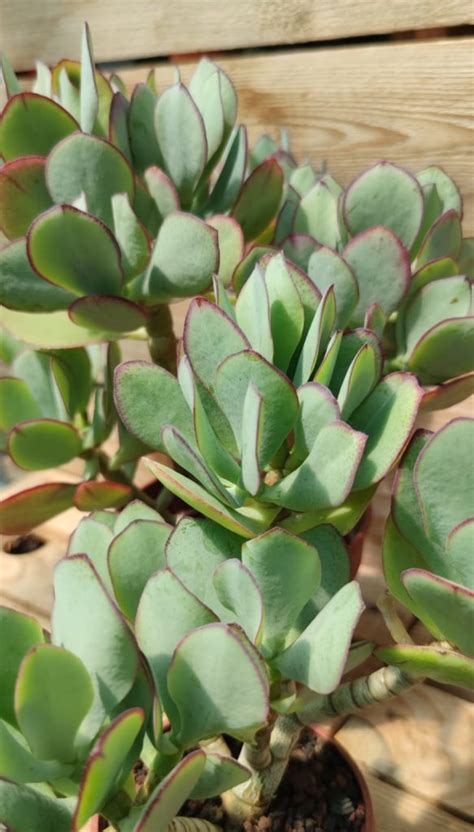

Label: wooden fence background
[1,4,473,830]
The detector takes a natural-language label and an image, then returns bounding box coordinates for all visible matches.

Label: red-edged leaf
[232,159,283,241]
[0,156,53,239]
[0,482,76,534]
[68,296,147,333]
[74,481,133,511]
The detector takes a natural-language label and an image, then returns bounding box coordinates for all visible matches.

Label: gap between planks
[3,0,472,71]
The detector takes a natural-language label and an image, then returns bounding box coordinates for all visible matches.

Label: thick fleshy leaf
[146,458,273,538]
[206,125,248,214]
[307,247,358,328]
[242,529,320,655]
[291,382,340,466]
[293,286,336,386]
[293,178,341,249]
[459,237,474,278]
[329,329,383,397]
[184,297,249,386]
[1,52,21,97]
[109,91,132,160]
[144,166,179,224]
[414,418,474,582]
[52,555,139,742]
[135,750,205,832]
[421,372,474,412]
[155,83,207,207]
[74,481,132,511]
[111,192,150,280]
[114,360,193,451]
[28,205,123,296]
[191,751,250,799]
[129,84,163,175]
[168,623,269,746]
[314,331,343,387]
[0,779,72,832]
[68,516,115,591]
[0,237,75,313]
[408,256,458,300]
[344,227,410,326]
[215,349,299,466]
[407,317,474,384]
[233,245,274,292]
[403,275,471,357]
[0,608,44,727]
[208,214,244,286]
[8,419,81,470]
[343,162,424,249]
[1,307,113,348]
[282,234,319,271]
[337,343,379,420]
[232,159,283,241]
[13,348,64,419]
[80,22,98,133]
[301,525,351,615]
[144,212,218,301]
[69,295,146,332]
[0,377,41,431]
[109,520,171,619]
[382,516,434,628]
[364,303,386,338]
[276,582,364,694]
[50,347,92,415]
[189,61,225,162]
[0,719,71,783]
[351,373,422,490]
[235,265,273,362]
[403,569,474,655]
[114,499,164,534]
[166,516,242,614]
[264,253,304,371]
[375,644,474,689]
[416,209,462,267]
[136,568,216,725]
[416,166,462,216]
[264,421,366,512]
[0,93,78,160]
[46,132,135,227]
[72,709,144,830]
[240,383,264,496]
[0,156,52,239]
[410,183,443,258]
[15,644,93,762]
[213,559,264,643]
[0,481,76,535]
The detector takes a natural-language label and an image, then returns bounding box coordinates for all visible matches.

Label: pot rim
[311,723,376,832]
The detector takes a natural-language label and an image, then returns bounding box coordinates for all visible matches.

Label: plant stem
[146,304,177,373]
[225,663,419,823]
[377,592,415,644]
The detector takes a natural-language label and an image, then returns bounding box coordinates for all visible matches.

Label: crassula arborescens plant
[114,254,423,539]
[378,417,474,688]
[0,25,283,360]
[1,416,472,830]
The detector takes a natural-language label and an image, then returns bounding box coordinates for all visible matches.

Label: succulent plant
[379,418,474,689]
[0,26,283,363]
[0,499,399,830]
[271,160,474,406]
[115,253,423,539]
[0,334,161,533]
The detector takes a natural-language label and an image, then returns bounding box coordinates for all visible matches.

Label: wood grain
[335,685,474,818]
[2,1,472,71]
[358,772,474,832]
[120,38,474,235]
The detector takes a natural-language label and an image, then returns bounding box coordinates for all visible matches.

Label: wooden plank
[3,1,472,71]
[120,38,474,235]
[361,772,473,832]
[335,685,474,818]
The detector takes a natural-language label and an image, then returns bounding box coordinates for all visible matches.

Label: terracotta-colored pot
[312,725,375,832]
